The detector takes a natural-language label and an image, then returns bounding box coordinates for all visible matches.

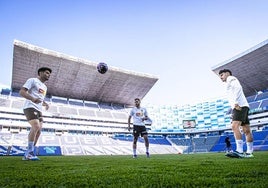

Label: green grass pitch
[1,152,268,188]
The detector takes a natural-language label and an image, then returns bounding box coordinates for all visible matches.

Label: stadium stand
[260,99,268,108]
[211,130,268,152]
[1,79,268,156]
[255,92,268,101]
[249,101,261,110]
[246,95,257,103]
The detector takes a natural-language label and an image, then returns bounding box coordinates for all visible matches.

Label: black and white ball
[97,62,108,74]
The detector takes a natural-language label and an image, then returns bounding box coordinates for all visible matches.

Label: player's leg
[132,136,138,158]
[23,108,41,160]
[225,120,244,158]
[25,119,41,160]
[242,124,254,157]
[34,128,41,147]
[143,134,150,157]
[132,126,139,158]
[141,127,149,157]
[33,123,42,157]
[226,108,250,158]
[33,119,43,152]
[232,108,246,155]
[232,120,243,153]
[241,107,254,157]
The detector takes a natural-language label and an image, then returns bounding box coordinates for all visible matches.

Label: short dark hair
[219,69,232,75]
[134,98,140,101]
[38,67,52,75]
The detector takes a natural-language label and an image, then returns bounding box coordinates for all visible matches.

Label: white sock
[133,149,136,155]
[246,142,253,154]
[146,147,149,153]
[236,140,243,153]
[28,141,34,153]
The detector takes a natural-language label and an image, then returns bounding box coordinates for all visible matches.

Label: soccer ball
[97,62,108,74]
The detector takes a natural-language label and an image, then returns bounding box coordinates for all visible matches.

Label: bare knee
[232,121,241,131]
[29,120,41,131]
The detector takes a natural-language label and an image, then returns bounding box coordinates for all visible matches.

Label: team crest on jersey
[39,88,45,96]
[136,109,144,117]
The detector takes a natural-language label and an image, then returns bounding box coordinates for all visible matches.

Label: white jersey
[225,75,249,109]
[22,78,47,112]
[129,107,148,126]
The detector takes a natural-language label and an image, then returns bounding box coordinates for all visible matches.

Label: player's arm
[128,116,132,131]
[142,116,148,121]
[142,109,149,121]
[42,101,49,110]
[19,87,42,104]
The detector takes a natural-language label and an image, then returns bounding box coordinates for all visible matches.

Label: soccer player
[19,67,52,160]
[128,98,150,158]
[219,69,254,158]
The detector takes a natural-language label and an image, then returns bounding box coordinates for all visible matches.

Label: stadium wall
[1,89,268,155]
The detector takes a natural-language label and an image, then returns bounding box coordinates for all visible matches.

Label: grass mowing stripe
[1,152,268,187]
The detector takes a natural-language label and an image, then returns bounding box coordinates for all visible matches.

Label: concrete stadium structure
[12,40,159,105]
[212,39,268,96]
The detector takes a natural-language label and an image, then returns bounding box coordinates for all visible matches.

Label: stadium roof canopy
[11,40,158,105]
[212,39,268,97]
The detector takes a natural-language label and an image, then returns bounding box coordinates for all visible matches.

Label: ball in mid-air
[97,62,108,74]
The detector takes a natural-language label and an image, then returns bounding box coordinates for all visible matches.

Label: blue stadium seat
[51,98,68,104]
[260,99,268,108]
[255,91,268,101]
[249,101,261,109]
[84,102,99,109]
[253,130,268,140]
[69,100,84,106]
[1,88,11,95]
[247,95,257,103]
[11,91,20,97]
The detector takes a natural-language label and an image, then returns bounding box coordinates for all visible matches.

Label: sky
[1,0,268,106]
